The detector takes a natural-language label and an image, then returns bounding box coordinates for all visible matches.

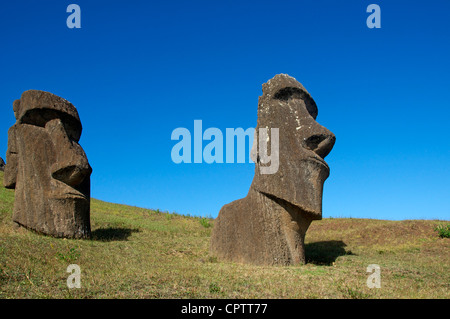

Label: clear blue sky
[1,1,449,220]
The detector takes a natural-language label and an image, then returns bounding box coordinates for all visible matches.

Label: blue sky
[1,1,449,220]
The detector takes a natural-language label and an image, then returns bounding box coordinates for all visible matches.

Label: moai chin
[210,74,336,265]
[4,90,92,238]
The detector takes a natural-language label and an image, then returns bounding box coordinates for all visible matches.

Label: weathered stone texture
[4,90,92,238]
[210,74,335,265]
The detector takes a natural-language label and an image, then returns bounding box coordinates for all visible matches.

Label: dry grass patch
[0,171,448,299]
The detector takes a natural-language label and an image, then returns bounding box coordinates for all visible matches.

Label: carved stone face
[4,90,92,238]
[251,74,335,219]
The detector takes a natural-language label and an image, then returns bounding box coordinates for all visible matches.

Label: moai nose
[52,162,92,187]
[46,118,92,187]
[303,130,336,159]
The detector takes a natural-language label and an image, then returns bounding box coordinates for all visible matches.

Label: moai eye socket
[19,109,82,142]
[273,87,318,119]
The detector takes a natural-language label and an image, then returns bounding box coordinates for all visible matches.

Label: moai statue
[210,74,335,265]
[4,90,92,238]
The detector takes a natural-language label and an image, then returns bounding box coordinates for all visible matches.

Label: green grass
[199,217,212,228]
[0,170,449,299]
[434,224,450,238]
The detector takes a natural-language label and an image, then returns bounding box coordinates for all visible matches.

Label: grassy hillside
[0,170,448,299]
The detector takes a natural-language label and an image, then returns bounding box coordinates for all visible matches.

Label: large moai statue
[3,90,92,238]
[210,74,336,265]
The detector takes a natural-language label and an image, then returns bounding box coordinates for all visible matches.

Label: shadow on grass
[91,227,140,242]
[305,240,354,265]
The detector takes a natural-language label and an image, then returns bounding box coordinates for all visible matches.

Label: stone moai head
[210,74,335,265]
[251,74,335,219]
[4,90,92,238]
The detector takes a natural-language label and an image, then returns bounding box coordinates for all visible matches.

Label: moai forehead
[259,74,318,120]
[13,90,82,141]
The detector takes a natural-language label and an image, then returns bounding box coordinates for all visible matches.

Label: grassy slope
[0,170,448,299]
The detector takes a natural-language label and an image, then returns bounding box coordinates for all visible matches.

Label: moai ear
[250,129,258,163]
[4,125,18,189]
[12,99,20,120]
[4,100,21,188]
